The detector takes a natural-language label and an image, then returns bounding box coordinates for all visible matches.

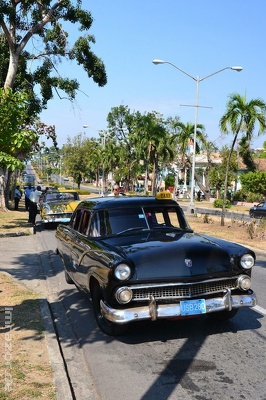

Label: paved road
[1,226,265,400]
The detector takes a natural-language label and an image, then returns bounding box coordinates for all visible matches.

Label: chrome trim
[100,291,257,324]
[128,276,243,301]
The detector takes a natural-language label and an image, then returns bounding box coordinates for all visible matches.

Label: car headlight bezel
[237,275,252,291]
[115,287,133,304]
[114,263,131,281]
[240,254,255,270]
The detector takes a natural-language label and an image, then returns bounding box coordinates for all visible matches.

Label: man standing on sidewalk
[24,184,34,211]
[14,185,22,210]
[28,186,42,226]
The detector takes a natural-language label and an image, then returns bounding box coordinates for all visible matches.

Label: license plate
[180,299,206,316]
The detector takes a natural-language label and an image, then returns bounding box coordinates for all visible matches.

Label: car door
[69,209,93,290]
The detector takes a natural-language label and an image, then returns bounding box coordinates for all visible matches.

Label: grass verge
[0,273,56,400]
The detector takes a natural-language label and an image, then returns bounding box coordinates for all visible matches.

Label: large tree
[219,93,266,225]
[0,0,107,110]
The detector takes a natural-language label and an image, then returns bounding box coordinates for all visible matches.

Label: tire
[91,285,128,336]
[208,308,239,321]
[64,269,74,284]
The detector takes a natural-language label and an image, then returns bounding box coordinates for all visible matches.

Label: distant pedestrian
[24,184,34,211]
[197,190,201,202]
[14,185,22,210]
[28,186,42,225]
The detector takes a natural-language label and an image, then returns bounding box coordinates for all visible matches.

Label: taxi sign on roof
[156,191,172,200]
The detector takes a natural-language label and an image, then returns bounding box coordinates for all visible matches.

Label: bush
[213,199,231,209]
[233,189,264,203]
[165,174,175,187]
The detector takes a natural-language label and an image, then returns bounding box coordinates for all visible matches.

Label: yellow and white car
[40,189,80,225]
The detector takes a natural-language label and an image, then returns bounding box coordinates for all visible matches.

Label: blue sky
[41,0,266,150]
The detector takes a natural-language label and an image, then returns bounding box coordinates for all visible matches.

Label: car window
[71,208,83,230]
[88,212,101,237]
[45,192,78,202]
[143,206,188,230]
[45,193,58,202]
[96,208,147,236]
[78,210,91,235]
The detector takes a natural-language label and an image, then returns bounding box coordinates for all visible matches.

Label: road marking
[253,305,266,316]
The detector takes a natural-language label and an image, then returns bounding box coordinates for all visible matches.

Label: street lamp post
[83,125,105,196]
[152,59,242,214]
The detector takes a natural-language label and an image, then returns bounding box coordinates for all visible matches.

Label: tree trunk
[4,51,20,89]
[221,132,239,226]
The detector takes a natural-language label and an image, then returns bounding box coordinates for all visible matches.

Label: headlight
[240,254,254,269]
[115,287,133,304]
[237,275,252,291]
[114,263,131,281]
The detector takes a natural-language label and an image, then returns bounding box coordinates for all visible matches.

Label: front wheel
[91,285,128,336]
[208,308,239,321]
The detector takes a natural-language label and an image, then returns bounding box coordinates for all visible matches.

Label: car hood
[104,231,252,281]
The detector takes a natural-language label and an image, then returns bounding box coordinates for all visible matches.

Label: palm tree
[219,93,266,225]
[170,120,206,196]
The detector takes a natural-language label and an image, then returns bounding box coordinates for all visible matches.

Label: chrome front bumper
[100,289,257,324]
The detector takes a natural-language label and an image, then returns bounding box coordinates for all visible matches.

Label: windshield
[45,192,78,202]
[91,205,191,237]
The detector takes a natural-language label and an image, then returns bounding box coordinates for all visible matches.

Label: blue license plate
[180,299,206,316]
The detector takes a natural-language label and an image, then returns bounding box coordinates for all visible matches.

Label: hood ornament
[185,259,192,268]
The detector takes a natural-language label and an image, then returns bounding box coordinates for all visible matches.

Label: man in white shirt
[28,186,42,225]
[24,184,34,210]
[108,184,122,197]
[14,185,22,210]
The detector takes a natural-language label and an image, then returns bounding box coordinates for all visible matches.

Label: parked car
[55,192,257,336]
[249,201,266,218]
[40,189,80,225]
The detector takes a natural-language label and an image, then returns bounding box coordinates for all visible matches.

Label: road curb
[39,298,73,400]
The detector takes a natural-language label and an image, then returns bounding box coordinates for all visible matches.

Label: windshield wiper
[116,227,150,236]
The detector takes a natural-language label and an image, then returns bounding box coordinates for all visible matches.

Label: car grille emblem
[185,259,192,268]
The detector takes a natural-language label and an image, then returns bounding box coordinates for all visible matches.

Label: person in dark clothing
[14,185,22,210]
[197,190,201,202]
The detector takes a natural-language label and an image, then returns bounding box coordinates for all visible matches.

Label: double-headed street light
[152,59,242,214]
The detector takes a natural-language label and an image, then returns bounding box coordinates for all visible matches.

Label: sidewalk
[0,233,73,400]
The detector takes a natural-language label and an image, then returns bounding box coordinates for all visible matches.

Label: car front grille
[130,277,238,302]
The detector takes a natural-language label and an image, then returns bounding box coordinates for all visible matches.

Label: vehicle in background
[56,192,257,336]
[249,201,266,218]
[22,174,35,187]
[40,190,80,226]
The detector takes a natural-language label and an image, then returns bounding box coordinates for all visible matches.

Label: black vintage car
[249,201,266,218]
[55,193,257,336]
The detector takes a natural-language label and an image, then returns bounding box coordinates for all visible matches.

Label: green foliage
[165,174,175,187]
[0,1,107,110]
[232,189,264,203]
[106,106,176,192]
[213,199,231,209]
[61,134,96,187]
[208,147,237,193]
[240,171,266,196]
[257,141,266,158]
[0,88,57,170]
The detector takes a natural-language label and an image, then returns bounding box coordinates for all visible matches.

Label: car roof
[78,196,179,211]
